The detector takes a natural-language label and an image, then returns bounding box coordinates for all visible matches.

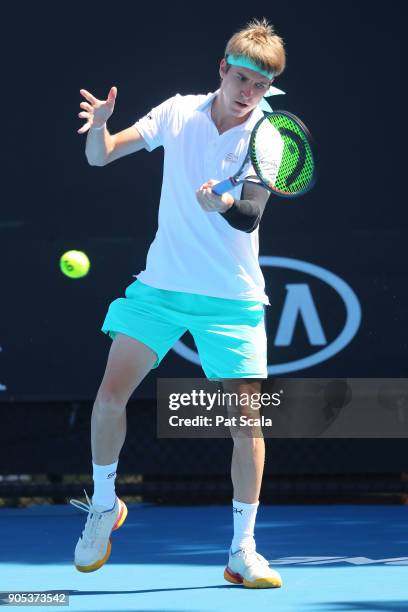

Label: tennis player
[72,18,286,588]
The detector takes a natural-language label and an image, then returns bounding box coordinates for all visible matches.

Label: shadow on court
[306,603,408,611]
[66,585,234,596]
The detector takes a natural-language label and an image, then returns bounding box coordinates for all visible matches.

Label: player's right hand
[78,87,117,134]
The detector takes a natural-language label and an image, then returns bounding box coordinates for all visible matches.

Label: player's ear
[219,58,227,80]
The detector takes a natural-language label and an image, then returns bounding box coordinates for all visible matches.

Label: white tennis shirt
[133,91,282,304]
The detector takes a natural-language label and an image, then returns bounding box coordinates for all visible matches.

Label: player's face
[219,59,272,117]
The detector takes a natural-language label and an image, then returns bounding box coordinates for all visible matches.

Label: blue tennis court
[1,503,407,611]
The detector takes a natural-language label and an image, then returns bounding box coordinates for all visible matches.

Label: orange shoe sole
[224,565,282,588]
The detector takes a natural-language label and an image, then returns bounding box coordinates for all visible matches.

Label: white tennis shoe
[70,490,127,572]
[224,547,283,588]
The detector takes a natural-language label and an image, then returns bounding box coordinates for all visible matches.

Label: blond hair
[225,18,286,77]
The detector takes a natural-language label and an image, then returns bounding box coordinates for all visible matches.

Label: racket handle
[212,177,239,195]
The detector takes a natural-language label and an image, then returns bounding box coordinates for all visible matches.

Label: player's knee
[94,388,128,416]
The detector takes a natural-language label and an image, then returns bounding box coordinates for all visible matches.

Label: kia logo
[172,257,361,375]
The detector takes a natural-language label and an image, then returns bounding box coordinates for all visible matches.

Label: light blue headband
[226,53,274,79]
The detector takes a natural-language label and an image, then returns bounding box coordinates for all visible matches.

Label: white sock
[231,499,259,553]
[92,461,118,510]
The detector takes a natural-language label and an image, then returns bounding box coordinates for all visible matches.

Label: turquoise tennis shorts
[101,280,267,380]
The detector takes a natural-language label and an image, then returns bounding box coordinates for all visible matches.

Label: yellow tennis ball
[59,250,90,279]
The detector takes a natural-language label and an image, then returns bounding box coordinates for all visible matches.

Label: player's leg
[223,378,265,506]
[71,280,186,573]
[222,377,281,588]
[72,332,157,573]
[223,378,264,556]
[191,296,281,587]
[91,279,185,509]
[90,332,157,510]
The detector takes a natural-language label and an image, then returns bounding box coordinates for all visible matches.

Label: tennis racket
[212,110,316,198]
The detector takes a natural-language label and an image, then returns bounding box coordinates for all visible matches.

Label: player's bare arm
[78,86,147,166]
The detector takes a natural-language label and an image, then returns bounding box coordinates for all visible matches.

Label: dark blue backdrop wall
[1,0,406,401]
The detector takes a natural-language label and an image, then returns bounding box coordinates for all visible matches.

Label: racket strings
[252,120,281,187]
[251,113,315,196]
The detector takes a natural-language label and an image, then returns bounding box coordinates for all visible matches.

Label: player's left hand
[196,180,234,213]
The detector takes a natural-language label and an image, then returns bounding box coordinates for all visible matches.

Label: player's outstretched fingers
[80,89,98,105]
[107,86,117,102]
[80,102,93,112]
[78,121,91,135]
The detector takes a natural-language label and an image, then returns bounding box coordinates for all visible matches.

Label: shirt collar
[196,89,219,112]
